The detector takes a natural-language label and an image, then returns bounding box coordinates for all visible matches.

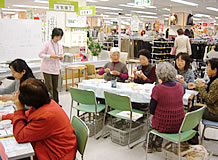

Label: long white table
[0,103,35,160]
[78,79,198,105]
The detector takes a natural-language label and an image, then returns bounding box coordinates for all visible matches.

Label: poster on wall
[66,12,86,28]
[131,14,140,32]
[46,11,58,41]
[49,0,78,12]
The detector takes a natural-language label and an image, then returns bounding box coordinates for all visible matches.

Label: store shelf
[152,47,173,49]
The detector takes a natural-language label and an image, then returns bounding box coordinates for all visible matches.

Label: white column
[118,13,121,50]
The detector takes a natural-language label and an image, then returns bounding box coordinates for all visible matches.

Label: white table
[78,79,198,105]
[0,103,35,160]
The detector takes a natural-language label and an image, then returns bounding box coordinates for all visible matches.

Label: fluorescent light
[140,15,158,19]
[104,12,118,15]
[193,18,201,20]
[131,10,157,15]
[126,3,156,8]
[99,0,109,1]
[164,18,169,20]
[13,4,49,9]
[86,0,97,2]
[170,0,198,6]
[119,4,156,9]
[163,14,169,17]
[215,17,218,19]
[2,8,27,12]
[96,6,123,11]
[34,0,48,4]
[162,8,170,11]
[125,14,131,16]
[103,17,118,20]
[194,14,210,18]
[121,16,131,19]
[206,7,218,12]
[2,11,16,14]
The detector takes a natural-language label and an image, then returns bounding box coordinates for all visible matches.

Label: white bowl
[0,120,12,128]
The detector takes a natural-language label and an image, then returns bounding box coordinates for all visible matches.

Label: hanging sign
[49,0,78,12]
[78,6,96,16]
[131,14,140,31]
[0,0,5,8]
[66,12,86,28]
[135,0,151,6]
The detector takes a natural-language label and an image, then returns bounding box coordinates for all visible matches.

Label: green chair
[70,87,105,138]
[145,106,206,160]
[103,91,145,149]
[71,116,89,160]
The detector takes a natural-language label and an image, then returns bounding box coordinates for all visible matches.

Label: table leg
[85,68,88,80]
[78,69,80,82]
[65,68,68,91]
[131,63,133,75]
[72,70,74,87]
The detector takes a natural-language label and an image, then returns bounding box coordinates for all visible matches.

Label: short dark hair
[177,28,184,35]
[51,28,64,39]
[207,58,218,77]
[9,59,35,83]
[175,52,191,71]
[138,49,151,59]
[19,79,51,109]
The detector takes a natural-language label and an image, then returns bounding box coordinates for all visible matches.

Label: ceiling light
[1,8,27,12]
[193,18,201,20]
[120,4,156,9]
[125,14,131,16]
[104,12,118,15]
[194,14,210,18]
[2,11,16,14]
[170,0,198,6]
[34,0,48,4]
[99,0,109,1]
[163,14,169,17]
[86,0,97,2]
[96,6,123,11]
[206,7,218,12]
[13,4,49,9]
[164,18,169,20]
[131,10,157,15]
[215,17,218,19]
[140,15,158,19]
[162,8,170,11]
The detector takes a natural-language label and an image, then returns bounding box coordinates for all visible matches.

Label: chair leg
[94,113,97,139]
[101,106,108,138]
[145,132,150,160]
[178,142,181,160]
[128,120,132,149]
[201,126,206,145]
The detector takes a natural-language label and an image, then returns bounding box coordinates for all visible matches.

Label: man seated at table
[1,79,77,160]
[98,47,128,82]
[133,49,156,84]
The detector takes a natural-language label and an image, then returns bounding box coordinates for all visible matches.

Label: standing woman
[39,28,64,103]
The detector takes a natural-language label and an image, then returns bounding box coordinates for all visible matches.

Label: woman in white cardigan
[174,28,192,56]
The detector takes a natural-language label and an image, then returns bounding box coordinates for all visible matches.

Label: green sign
[78,6,95,16]
[49,0,78,12]
[0,0,5,8]
[135,0,151,6]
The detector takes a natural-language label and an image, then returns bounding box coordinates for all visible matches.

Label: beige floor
[59,90,218,160]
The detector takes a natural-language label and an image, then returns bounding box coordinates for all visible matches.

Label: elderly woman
[175,52,195,88]
[147,62,185,153]
[188,58,218,144]
[1,79,77,159]
[133,49,156,84]
[98,47,128,82]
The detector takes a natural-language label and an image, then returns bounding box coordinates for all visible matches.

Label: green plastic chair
[71,116,89,160]
[70,87,105,138]
[103,91,145,149]
[145,106,206,160]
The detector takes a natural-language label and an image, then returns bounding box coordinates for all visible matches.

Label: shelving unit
[151,40,175,63]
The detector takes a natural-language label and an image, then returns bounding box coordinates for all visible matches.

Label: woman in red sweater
[147,62,185,153]
[1,79,77,160]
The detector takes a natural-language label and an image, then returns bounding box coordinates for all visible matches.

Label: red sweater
[3,100,77,160]
[151,82,185,133]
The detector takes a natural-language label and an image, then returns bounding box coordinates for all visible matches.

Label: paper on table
[117,111,143,121]
[0,126,13,138]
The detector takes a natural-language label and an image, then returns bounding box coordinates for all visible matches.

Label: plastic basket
[107,120,145,146]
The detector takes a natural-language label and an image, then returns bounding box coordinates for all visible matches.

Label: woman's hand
[111,71,120,76]
[139,72,147,80]
[0,94,15,102]
[196,79,205,87]
[13,92,24,110]
[176,75,185,84]
[104,68,111,73]
[188,82,196,89]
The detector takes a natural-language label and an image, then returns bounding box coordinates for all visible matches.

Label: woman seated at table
[175,52,195,88]
[1,79,77,159]
[133,49,156,84]
[147,62,185,152]
[0,59,35,102]
[98,47,128,82]
[188,58,218,144]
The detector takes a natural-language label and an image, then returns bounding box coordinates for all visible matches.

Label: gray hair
[156,62,177,82]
